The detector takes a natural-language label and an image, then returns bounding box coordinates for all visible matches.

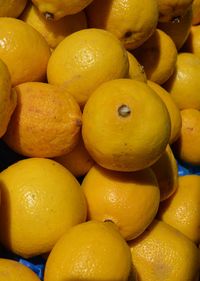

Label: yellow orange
[0,0,27,18]
[147,80,182,144]
[192,0,200,25]
[47,28,129,107]
[172,108,200,166]
[133,29,177,85]
[0,158,87,258]
[163,52,200,110]
[82,79,171,172]
[151,144,178,201]
[0,17,51,86]
[86,0,159,50]
[0,59,16,138]
[3,82,82,158]
[127,51,147,82]
[158,7,192,50]
[157,0,194,22]
[183,25,200,59]
[44,220,133,281]
[129,219,200,281]
[0,258,40,281]
[158,175,200,244]
[54,137,95,178]
[20,3,87,49]
[32,0,93,20]
[82,164,160,240]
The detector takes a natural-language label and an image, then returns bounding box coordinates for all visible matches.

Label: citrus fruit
[47,28,129,107]
[127,51,147,82]
[150,144,178,201]
[82,164,160,240]
[158,174,200,244]
[0,258,40,281]
[0,0,27,18]
[192,0,200,25]
[85,0,159,50]
[32,0,93,20]
[44,220,133,281]
[158,6,192,50]
[0,157,87,258]
[54,137,95,178]
[157,0,194,22]
[129,219,200,281]
[163,52,200,110]
[82,79,171,172]
[183,25,200,59]
[133,29,177,85]
[20,2,87,49]
[3,82,82,158]
[172,108,200,166]
[0,58,16,138]
[0,17,51,86]
[147,80,182,144]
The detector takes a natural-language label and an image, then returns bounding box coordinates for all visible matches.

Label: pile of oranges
[0,0,199,280]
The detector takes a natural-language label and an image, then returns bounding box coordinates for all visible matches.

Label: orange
[3,82,82,158]
[0,157,87,258]
[32,0,93,20]
[158,175,200,244]
[183,25,200,59]
[0,258,40,281]
[127,51,147,82]
[133,29,177,85]
[163,52,200,110]
[20,3,87,49]
[157,6,193,50]
[0,0,27,18]
[157,0,194,22]
[54,137,95,178]
[82,79,171,172]
[0,17,51,86]
[172,108,200,166]
[85,0,159,50]
[47,28,129,107]
[129,219,200,281]
[44,220,134,281]
[192,0,200,25]
[0,58,16,138]
[147,80,182,144]
[150,144,178,201]
[82,164,160,240]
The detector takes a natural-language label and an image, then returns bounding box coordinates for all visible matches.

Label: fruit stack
[0,0,199,280]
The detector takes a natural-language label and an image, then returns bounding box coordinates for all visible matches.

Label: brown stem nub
[44,12,54,20]
[172,16,181,23]
[118,104,131,117]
